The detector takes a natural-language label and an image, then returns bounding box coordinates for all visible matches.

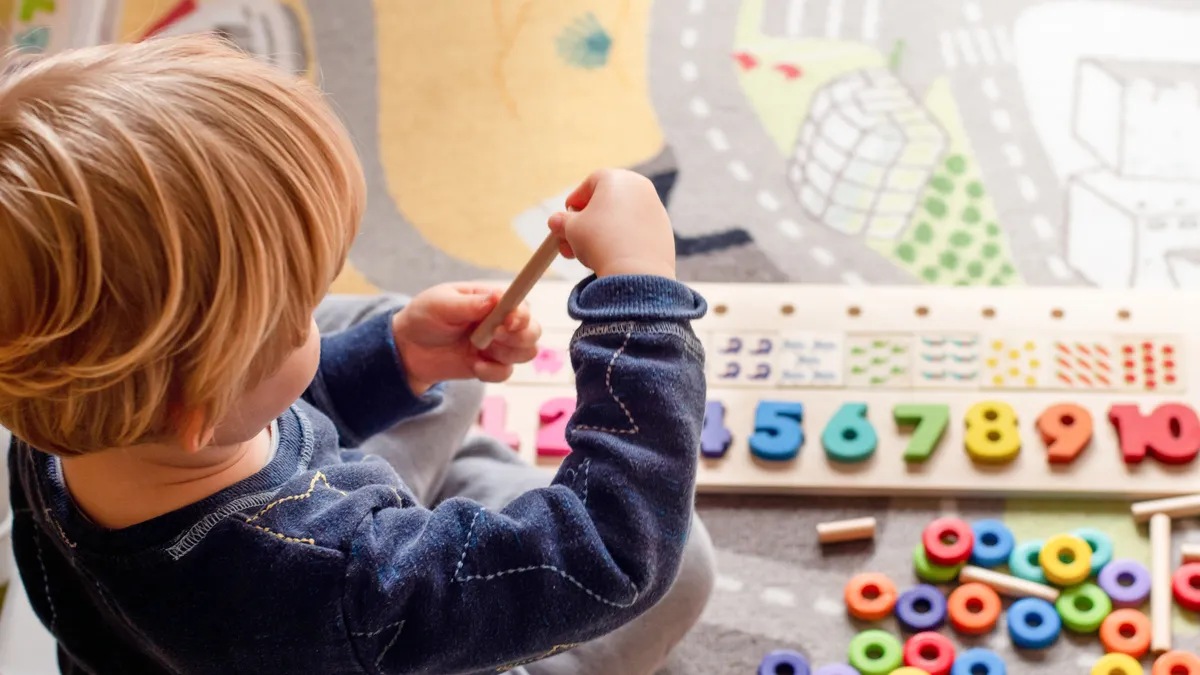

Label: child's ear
[177,409,216,454]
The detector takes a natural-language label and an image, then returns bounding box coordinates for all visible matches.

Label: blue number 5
[749,401,804,461]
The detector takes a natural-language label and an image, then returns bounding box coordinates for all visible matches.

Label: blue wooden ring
[894,584,947,633]
[951,648,1007,675]
[1008,540,1047,584]
[758,649,811,675]
[1006,597,1061,649]
[970,519,1015,568]
[1072,527,1114,575]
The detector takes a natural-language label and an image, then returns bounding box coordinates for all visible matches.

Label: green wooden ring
[847,629,903,675]
[1008,539,1047,584]
[913,543,963,583]
[1055,582,1112,633]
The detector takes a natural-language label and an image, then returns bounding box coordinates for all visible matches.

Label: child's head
[0,35,365,456]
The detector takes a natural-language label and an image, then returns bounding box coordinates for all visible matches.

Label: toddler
[0,36,714,674]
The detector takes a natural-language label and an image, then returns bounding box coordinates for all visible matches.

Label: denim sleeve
[341,275,707,674]
[302,311,441,447]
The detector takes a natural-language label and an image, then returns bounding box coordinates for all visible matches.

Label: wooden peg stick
[1150,512,1172,654]
[470,232,562,350]
[816,517,876,544]
[959,565,1060,603]
[1182,542,1200,564]
[1130,493,1200,523]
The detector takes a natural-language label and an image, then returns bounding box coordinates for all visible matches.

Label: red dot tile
[1126,375,1137,383]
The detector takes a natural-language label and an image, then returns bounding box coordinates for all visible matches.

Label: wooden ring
[922,517,974,566]
[1172,562,1200,611]
[1099,608,1151,658]
[844,573,898,621]
[902,631,955,675]
[1039,534,1093,586]
[1152,651,1200,675]
[947,582,1002,635]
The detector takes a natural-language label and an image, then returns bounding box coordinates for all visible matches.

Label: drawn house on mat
[1067,59,1200,288]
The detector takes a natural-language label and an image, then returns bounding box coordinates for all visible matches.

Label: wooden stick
[958,565,1060,602]
[469,232,562,350]
[1182,542,1200,564]
[816,517,876,544]
[1131,493,1200,523]
[1150,512,1172,654]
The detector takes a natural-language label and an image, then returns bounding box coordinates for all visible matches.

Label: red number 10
[1108,403,1200,465]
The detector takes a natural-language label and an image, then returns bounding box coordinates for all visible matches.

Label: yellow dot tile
[1009,350,1020,359]
[1009,367,1019,376]
[1026,376,1037,386]
[992,375,1004,385]
[1029,359,1040,368]
[987,358,998,368]
[992,341,1003,351]
[1024,341,1036,351]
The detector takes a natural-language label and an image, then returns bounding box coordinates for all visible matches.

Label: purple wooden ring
[814,665,861,675]
[759,649,811,675]
[1098,559,1151,608]
[895,584,947,632]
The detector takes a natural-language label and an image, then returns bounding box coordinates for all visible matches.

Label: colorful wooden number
[1037,404,1093,464]
[894,404,950,462]
[701,401,733,459]
[964,401,1021,463]
[1108,403,1200,465]
[479,397,520,450]
[749,401,804,461]
[536,397,575,457]
[822,403,877,463]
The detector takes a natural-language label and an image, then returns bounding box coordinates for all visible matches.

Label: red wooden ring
[844,573,898,621]
[1099,608,1151,658]
[947,582,1002,635]
[902,631,955,675]
[922,517,974,566]
[1172,563,1200,611]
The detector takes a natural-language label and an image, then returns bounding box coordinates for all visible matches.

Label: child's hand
[391,284,541,394]
[547,169,676,279]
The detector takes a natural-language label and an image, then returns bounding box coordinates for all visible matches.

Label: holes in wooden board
[1051,308,1064,319]
[915,306,929,317]
[713,303,728,316]
[981,307,996,318]
[780,303,795,316]
[847,305,862,317]
[1118,309,1131,320]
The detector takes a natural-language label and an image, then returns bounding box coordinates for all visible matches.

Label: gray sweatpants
[316,295,715,675]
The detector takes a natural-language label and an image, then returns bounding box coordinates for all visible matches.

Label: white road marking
[841,270,866,285]
[955,29,979,66]
[757,190,781,212]
[811,246,835,267]
[778,218,804,239]
[974,27,997,65]
[728,160,752,182]
[681,27,698,49]
[981,76,999,100]
[993,25,1015,62]
[939,32,957,69]
[688,0,705,15]
[690,96,710,119]
[1032,215,1054,241]
[1018,174,1038,202]
[813,597,843,616]
[825,0,843,38]
[786,0,806,37]
[760,587,798,607]
[706,128,730,152]
[861,0,880,40]
[963,2,983,22]
[991,109,1012,133]
[715,574,744,592]
[1048,255,1072,280]
[680,61,699,82]
[1003,143,1024,167]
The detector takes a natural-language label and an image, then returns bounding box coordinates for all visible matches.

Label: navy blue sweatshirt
[8,275,708,674]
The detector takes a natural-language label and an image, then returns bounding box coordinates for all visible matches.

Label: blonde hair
[0,35,365,456]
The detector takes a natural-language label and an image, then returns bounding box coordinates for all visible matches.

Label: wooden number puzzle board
[484,282,1200,500]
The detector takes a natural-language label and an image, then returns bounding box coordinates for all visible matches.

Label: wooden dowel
[470,232,562,350]
[958,565,1060,603]
[1131,493,1200,523]
[1150,513,1172,654]
[816,517,876,544]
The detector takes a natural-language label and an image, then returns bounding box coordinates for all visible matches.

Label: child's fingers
[483,342,539,366]
[472,359,514,383]
[502,302,532,332]
[547,212,578,259]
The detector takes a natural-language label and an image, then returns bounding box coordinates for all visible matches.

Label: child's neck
[60,428,273,530]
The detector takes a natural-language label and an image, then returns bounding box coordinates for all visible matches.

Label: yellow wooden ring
[1093,652,1143,675]
[1040,534,1093,586]
[891,669,931,675]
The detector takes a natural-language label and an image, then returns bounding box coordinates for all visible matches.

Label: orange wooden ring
[1153,651,1200,675]
[947,582,1002,635]
[1099,608,1151,658]
[844,572,898,621]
